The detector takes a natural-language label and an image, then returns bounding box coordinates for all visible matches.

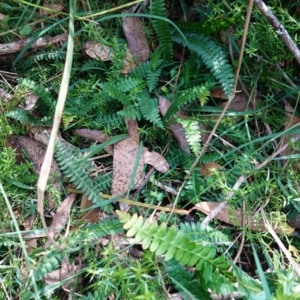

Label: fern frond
[183,169,205,203]
[146,65,163,92]
[92,113,123,129]
[69,218,123,245]
[150,0,173,61]
[165,259,212,300]
[6,109,45,125]
[54,141,112,213]
[117,104,142,121]
[164,85,211,120]
[137,90,163,128]
[177,118,201,156]
[172,32,234,98]
[179,222,231,249]
[117,211,234,293]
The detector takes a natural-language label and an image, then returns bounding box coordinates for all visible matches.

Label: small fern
[172,32,235,98]
[150,0,173,61]
[165,259,212,299]
[54,141,113,213]
[177,117,201,156]
[117,211,234,294]
[137,90,163,128]
[164,84,211,120]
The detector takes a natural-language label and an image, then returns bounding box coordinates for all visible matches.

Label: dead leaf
[80,194,101,223]
[74,128,113,155]
[84,41,136,74]
[210,88,228,99]
[24,90,39,111]
[193,201,294,234]
[44,193,76,248]
[199,162,223,176]
[122,11,150,63]
[43,258,82,290]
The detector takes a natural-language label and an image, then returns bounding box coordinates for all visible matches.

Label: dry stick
[170,0,254,215]
[202,134,300,225]
[37,1,75,250]
[254,0,300,66]
[0,33,67,56]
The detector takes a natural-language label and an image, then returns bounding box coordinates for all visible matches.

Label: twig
[254,0,300,66]
[0,33,67,56]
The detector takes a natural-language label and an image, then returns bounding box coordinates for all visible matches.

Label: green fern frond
[117,211,234,292]
[183,169,205,203]
[137,90,163,128]
[5,109,44,125]
[92,113,123,129]
[164,85,211,120]
[146,65,163,92]
[117,104,142,121]
[150,0,173,61]
[99,82,129,104]
[179,222,231,249]
[70,218,123,245]
[172,32,234,98]
[54,141,112,213]
[177,118,201,156]
[165,259,212,300]
[34,250,63,281]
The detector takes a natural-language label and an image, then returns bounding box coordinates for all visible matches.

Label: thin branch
[254,0,300,66]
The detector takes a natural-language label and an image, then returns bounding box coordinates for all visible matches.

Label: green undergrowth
[1,0,300,299]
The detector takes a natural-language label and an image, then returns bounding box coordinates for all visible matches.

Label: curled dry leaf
[199,162,223,176]
[194,201,294,234]
[122,11,150,63]
[43,193,76,248]
[0,88,12,102]
[84,41,136,74]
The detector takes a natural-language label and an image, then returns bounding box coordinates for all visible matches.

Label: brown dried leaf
[122,11,150,63]
[84,41,114,61]
[43,258,81,289]
[194,202,294,234]
[84,41,136,74]
[25,90,39,111]
[199,162,223,176]
[80,194,101,223]
[44,193,76,248]
[74,128,113,155]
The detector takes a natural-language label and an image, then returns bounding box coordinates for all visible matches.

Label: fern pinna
[117,211,235,295]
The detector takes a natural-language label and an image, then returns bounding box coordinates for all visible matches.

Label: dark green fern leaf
[117,104,142,121]
[172,32,234,98]
[150,0,173,61]
[137,90,163,127]
[165,259,212,300]
[54,141,113,213]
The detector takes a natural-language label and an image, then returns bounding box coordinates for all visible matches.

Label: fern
[91,113,123,129]
[177,118,201,156]
[117,104,142,121]
[164,85,211,120]
[137,90,163,128]
[117,211,234,294]
[165,259,212,300]
[69,218,123,246]
[183,169,206,203]
[179,222,231,249]
[172,32,235,98]
[150,0,173,61]
[54,141,113,213]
